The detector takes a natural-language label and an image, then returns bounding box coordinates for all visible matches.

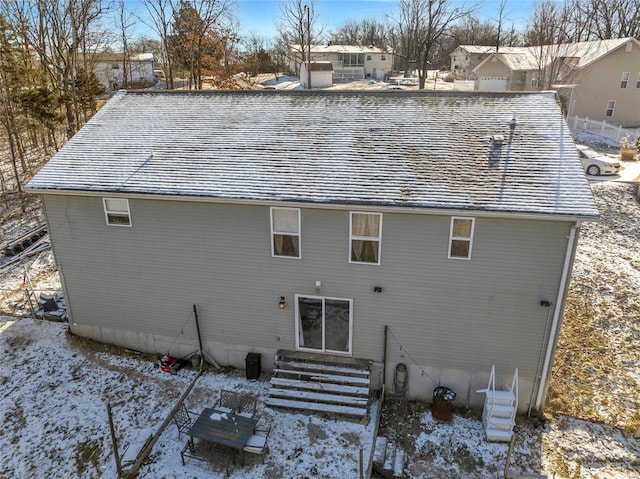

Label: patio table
[187,407,258,453]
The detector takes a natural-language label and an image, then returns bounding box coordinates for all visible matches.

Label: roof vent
[509,115,517,131]
[491,135,504,146]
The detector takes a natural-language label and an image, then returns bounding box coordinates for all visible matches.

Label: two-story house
[26,90,597,414]
[449,45,527,80]
[472,37,640,127]
[288,44,393,81]
[86,52,156,91]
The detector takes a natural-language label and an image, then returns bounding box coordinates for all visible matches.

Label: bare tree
[276,0,323,74]
[3,0,109,137]
[140,0,176,88]
[115,0,135,89]
[329,19,390,48]
[523,0,586,95]
[389,0,476,88]
[142,0,236,90]
[576,0,640,39]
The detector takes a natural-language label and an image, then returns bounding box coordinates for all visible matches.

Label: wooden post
[107,403,123,479]
[194,304,221,369]
[193,304,203,355]
[23,267,36,320]
[359,447,364,479]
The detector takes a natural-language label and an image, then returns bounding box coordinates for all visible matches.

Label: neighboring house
[299,61,334,88]
[472,37,640,127]
[289,44,393,81]
[26,90,598,414]
[88,52,156,91]
[450,45,531,80]
[450,45,508,80]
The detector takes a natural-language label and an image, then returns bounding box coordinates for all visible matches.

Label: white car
[576,144,621,176]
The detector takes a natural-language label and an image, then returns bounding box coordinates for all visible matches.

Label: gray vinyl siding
[45,194,570,383]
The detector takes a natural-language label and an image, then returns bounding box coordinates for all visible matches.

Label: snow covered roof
[452,45,529,56]
[291,44,391,54]
[26,90,598,219]
[472,37,639,73]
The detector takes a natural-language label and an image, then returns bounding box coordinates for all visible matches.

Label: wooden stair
[265,350,372,421]
[372,436,406,479]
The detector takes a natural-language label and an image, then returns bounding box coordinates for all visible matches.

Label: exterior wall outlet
[277,335,283,342]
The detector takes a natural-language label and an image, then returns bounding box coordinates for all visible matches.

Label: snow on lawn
[0,317,376,479]
[2,135,640,479]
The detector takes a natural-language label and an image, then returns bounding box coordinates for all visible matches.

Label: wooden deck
[265,350,373,421]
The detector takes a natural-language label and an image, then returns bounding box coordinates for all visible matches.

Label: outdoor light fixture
[540,300,552,307]
[279,296,286,309]
[315,281,322,289]
[373,286,383,293]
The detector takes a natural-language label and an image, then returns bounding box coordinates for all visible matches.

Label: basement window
[103,198,131,226]
[448,217,475,259]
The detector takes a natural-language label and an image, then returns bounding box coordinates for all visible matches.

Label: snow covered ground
[1,131,640,479]
[0,317,378,478]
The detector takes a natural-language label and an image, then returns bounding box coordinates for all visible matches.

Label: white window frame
[636,72,640,88]
[448,217,475,260]
[620,72,630,88]
[294,294,353,355]
[605,100,615,117]
[349,211,382,265]
[103,198,131,227]
[625,42,632,52]
[270,207,301,259]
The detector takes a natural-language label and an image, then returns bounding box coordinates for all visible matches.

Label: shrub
[619,135,638,161]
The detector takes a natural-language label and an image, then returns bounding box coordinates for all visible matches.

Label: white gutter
[534,222,579,411]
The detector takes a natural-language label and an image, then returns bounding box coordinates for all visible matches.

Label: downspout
[533,222,579,413]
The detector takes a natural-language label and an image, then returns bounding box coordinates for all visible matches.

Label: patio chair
[216,389,239,413]
[181,439,231,476]
[243,425,271,464]
[173,403,194,438]
[237,394,257,418]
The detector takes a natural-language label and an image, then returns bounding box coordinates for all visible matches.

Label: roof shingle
[26,90,598,219]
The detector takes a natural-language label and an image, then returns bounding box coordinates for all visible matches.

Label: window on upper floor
[531,74,539,88]
[448,217,474,259]
[271,207,300,258]
[605,100,615,117]
[620,72,630,88]
[625,42,632,52]
[636,73,640,88]
[366,55,372,61]
[350,212,381,264]
[381,55,386,61]
[103,198,131,226]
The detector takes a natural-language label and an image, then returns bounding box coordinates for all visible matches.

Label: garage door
[478,77,508,91]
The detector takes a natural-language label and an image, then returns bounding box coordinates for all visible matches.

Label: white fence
[568,115,631,142]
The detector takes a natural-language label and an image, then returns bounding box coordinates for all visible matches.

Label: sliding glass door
[295,295,352,355]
